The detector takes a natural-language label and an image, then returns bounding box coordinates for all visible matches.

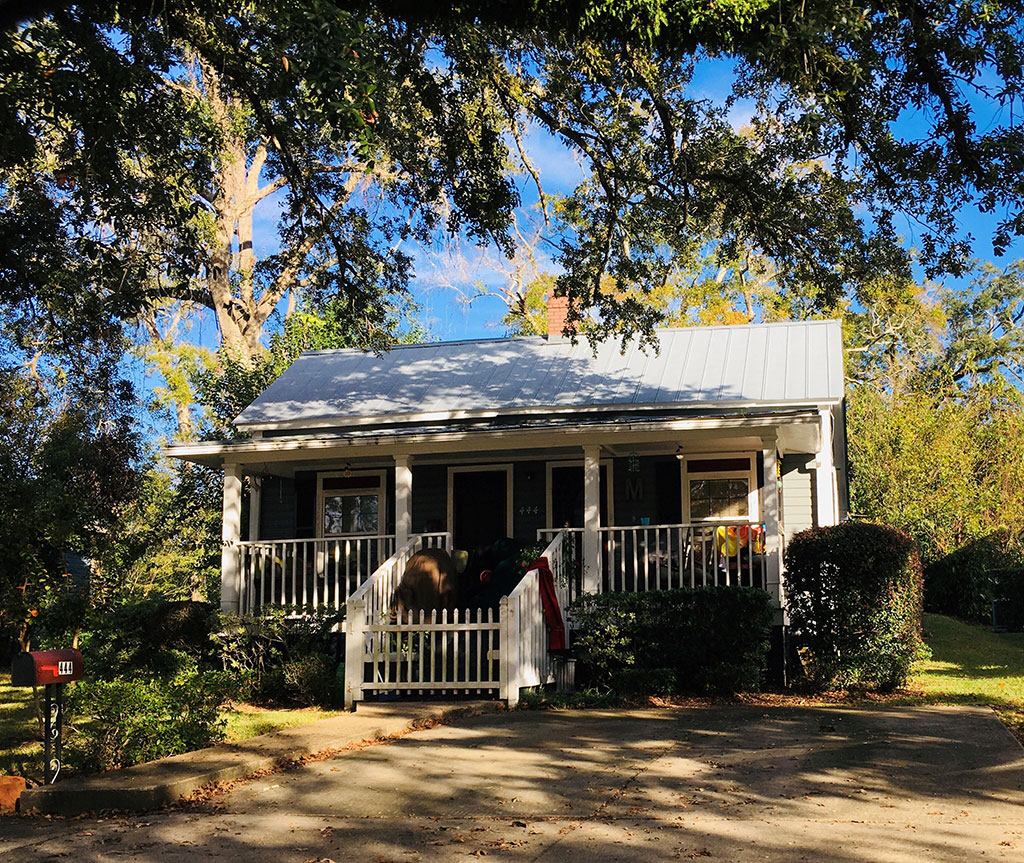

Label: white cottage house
[168,311,847,706]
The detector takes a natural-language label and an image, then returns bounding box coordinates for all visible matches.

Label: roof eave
[235,396,843,433]
[168,407,827,468]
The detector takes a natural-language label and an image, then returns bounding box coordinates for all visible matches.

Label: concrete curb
[19,700,503,817]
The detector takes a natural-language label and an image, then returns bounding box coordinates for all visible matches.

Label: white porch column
[583,444,602,594]
[394,454,412,548]
[815,407,839,526]
[221,463,243,613]
[761,439,785,621]
[248,475,262,542]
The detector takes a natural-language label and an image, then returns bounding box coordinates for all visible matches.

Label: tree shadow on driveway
[5,704,1024,863]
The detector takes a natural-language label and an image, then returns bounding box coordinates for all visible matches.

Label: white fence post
[344,598,366,710]
[762,440,784,620]
[500,595,521,707]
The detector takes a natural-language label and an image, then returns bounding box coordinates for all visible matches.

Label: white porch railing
[501,530,570,706]
[238,535,396,614]
[346,532,450,627]
[540,522,768,594]
[601,522,767,592]
[536,528,584,608]
[345,530,570,708]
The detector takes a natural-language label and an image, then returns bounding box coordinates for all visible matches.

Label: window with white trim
[318,472,385,537]
[682,455,758,522]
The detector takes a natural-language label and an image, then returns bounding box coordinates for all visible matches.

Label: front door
[451,469,509,551]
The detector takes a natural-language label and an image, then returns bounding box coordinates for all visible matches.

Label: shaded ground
[2,705,1022,862]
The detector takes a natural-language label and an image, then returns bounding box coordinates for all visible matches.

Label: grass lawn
[0,672,42,778]
[0,672,342,781]
[908,613,1024,739]
[223,703,343,742]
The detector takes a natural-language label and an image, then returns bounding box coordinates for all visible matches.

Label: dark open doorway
[451,469,509,550]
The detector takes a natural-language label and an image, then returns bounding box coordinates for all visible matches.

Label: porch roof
[235,319,843,432]
[168,407,823,468]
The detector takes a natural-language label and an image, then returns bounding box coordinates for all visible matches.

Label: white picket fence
[350,606,502,697]
[238,535,396,614]
[344,531,569,708]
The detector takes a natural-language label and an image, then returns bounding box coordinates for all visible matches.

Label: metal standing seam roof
[235,319,844,429]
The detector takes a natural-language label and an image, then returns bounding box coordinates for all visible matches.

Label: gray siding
[513,461,546,543]
[412,465,447,534]
[780,454,816,544]
[259,475,297,540]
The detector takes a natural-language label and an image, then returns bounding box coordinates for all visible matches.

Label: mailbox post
[10,649,84,784]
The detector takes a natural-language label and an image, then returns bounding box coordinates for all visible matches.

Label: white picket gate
[344,531,569,708]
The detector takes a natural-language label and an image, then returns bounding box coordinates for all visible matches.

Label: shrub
[77,597,218,681]
[991,569,1024,632]
[65,664,231,772]
[570,588,774,694]
[924,533,1018,623]
[785,522,924,691]
[214,607,342,706]
[283,653,335,705]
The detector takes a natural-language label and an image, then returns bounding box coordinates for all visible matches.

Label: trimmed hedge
[785,522,924,691]
[570,587,775,694]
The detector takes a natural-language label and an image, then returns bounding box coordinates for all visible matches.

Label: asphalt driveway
[2,704,1023,861]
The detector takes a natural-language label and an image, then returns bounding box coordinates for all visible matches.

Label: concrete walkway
[2,704,1023,862]
[17,700,502,815]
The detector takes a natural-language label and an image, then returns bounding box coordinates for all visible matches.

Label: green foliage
[785,523,925,691]
[570,588,774,694]
[848,383,1024,567]
[215,608,343,706]
[77,598,219,681]
[992,570,1024,633]
[924,534,1021,623]
[0,362,141,648]
[65,665,230,772]
[6,1,1024,354]
[517,686,625,710]
[844,267,1024,618]
[83,464,223,604]
[50,596,231,772]
[282,653,336,707]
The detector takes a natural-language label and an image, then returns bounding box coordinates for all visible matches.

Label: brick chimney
[547,293,570,339]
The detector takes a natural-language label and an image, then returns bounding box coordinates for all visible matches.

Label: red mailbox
[11,649,84,687]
